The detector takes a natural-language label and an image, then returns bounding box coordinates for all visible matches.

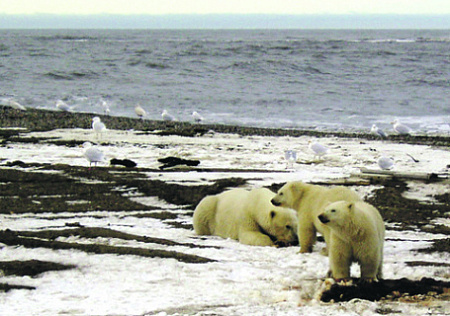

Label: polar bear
[318,201,385,282]
[271,181,361,253]
[193,187,298,247]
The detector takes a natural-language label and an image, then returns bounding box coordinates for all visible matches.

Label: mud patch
[0,260,75,277]
[0,229,215,264]
[0,164,246,214]
[14,227,218,249]
[0,283,36,292]
[320,278,450,303]
[365,179,449,237]
[419,238,450,254]
[0,260,75,293]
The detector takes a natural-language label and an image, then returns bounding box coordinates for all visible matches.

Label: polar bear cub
[193,188,298,247]
[271,181,361,253]
[318,201,385,282]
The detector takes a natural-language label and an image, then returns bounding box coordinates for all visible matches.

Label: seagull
[371,124,387,138]
[378,156,394,170]
[56,100,71,112]
[391,119,411,135]
[308,141,329,160]
[134,104,146,119]
[285,150,297,169]
[100,100,110,115]
[3,99,26,111]
[82,142,105,168]
[92,116,106,139]
[162,109,176,121]
[192,111,204,123]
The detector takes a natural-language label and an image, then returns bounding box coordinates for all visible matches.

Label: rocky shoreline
[1,106,449,146]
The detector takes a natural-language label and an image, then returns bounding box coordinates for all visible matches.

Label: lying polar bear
[193,187,298,247]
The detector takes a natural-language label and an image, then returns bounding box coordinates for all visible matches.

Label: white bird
[378,156,394,170]
[285,150,297,169]
[4,99,26,111]
[134,104,146,119]
[391,119,411,135]
[100,100,110,115]
[83,142,105,168]
[92,116,106,139]
[371,124,387,138]
[56,100,71,112]
[192,111,204,123]
[162,109,176,121]
[308,141,329,160]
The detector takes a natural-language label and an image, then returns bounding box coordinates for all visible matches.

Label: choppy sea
[0,29,449,134]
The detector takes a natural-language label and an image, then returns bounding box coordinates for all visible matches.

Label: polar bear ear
[348,203,355,212]
[291,182,304,198]
[270,210,276,218]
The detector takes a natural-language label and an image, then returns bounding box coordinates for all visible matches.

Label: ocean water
[0,29,449,134]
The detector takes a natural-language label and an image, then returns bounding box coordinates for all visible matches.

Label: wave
[27,48,53,57]
[36,35,97,42]
[357,37,450,44]
[145,62,171,69]
[127,58,171,69]
[406,78,450,88]
[416,37,450,43]
[219,58,331,77]
[134,49,153,56]
[44,70,100,80]
[375,50,397,56]
[361,38,416,43]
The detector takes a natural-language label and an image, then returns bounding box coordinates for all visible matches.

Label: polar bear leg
[298,222,316,253]
[329,237,352,280]
[193,196,218,235]
[377,251,384,280]
[320,227,330,256]
[360,251,381,281]
[239,230,275,246]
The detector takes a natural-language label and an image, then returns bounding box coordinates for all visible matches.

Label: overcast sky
[2,0,450,15]
[1,1,450,29]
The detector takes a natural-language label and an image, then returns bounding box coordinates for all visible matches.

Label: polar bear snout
[318,214,329,224]
[275,235,299,247]
[271,198,281,206]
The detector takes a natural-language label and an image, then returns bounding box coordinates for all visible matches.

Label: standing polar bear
[318,201,385,282]
[193,187,298,247]
[271,181,361,253]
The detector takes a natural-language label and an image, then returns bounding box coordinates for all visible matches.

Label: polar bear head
[264,207,298,247]
[318,200,353,228]
[270,181,305,208]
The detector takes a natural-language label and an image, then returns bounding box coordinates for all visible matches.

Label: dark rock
[5,160,26,167]
[110,158,137,168]
[158,156,200,170]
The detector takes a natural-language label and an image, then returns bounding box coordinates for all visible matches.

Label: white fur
[193,188,298,247]
[271,181,361,253]
[319,201,385,281]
